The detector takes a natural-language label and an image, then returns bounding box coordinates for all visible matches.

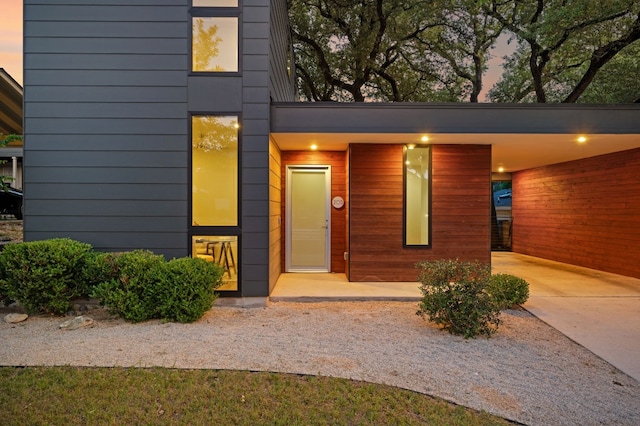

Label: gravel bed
[1,300,639,425]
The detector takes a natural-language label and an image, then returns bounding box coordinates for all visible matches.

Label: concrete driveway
[492,252,640,382]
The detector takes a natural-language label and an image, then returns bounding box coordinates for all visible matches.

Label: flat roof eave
[271,102,640,135]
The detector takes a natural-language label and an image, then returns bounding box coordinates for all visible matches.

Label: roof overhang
[270,102,640,172]
[0,147,23,158]
[0,68,23,136]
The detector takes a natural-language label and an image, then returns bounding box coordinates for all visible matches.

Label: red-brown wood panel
[512,147,640,278]
[281,151,347,273]
[349,144,492,281]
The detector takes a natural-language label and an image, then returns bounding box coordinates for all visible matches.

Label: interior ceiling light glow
[407,144,416,149]
[498,167,505,173]
[310,144,318,150]
[421,135,430,142]
[577,136,587,143]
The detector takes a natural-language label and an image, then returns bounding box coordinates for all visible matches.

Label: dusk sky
[0,0,22,85]
[0,0,511,97]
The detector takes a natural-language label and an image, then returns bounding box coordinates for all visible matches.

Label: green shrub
[90,250,166,323]
[0,263,14,307]
[416,259,501,338]
[156,257,225,323]
[488,273,529,309]
[91,252,223,323]
[0,239,94,315]
[79,251,121,292]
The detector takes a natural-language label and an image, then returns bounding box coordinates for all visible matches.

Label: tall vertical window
[192,115,239,226]
[405,145,431,246]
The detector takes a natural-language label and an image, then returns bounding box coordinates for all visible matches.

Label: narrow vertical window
[192,115,239,226]
[405,145,431,246]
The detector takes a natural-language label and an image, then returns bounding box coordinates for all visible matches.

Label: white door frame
[285,165,331,272]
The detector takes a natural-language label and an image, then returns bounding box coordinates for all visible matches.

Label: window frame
[189,112,243,296]
[403,144,432,248]
[190,3,241,75]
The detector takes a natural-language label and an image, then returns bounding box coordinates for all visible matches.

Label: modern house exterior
[23,0,640,300]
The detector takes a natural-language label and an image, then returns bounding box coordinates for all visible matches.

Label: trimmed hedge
[0,239,226,323]
[0,238,94,315]
[91,251,225,323]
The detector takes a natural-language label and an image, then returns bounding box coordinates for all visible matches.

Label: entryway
[285,165,331,272]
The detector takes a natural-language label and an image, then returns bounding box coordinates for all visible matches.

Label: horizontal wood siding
[349,144,491,282]
[281,151,347,273]
[23,0,188,258]
[512,147,640,278]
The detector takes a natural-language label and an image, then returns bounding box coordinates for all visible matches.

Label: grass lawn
[0,367,511,425]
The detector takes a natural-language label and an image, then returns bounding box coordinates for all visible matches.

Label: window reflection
[192,116,238,226]
[192,17,238,72]
[193,236,238,291]
[405,146,431,246]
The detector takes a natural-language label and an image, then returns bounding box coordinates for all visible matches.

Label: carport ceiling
[270,102,640,173]
[270,132,640,173]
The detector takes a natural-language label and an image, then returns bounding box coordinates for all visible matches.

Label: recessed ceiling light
[577,136,587,143]
[421,136,430,142]
[498,167,505,173]
[310,144,318,150]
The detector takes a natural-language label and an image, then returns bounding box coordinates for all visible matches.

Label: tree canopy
[289,0,640,103]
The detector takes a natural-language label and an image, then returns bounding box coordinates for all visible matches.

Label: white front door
[286,166,331,272]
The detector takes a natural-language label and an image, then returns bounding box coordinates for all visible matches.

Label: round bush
[0,238,94,315]
[156,257,225,323]
[488,273,530,309]
[90,250,166,323]
[416,259,501,338]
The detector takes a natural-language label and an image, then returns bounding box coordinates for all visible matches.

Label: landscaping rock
[59,316,94,330]
[4,313,28,323]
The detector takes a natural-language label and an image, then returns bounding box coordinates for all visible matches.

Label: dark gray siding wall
[269,0,295,102]
[24,1,189,258]
[241,0,272,296]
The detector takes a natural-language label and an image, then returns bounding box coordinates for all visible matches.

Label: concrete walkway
[271,252,640,383]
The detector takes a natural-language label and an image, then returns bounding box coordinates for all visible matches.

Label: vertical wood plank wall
[512,147,640,279]
[349,144,492,282]
[269,138,282,292]
[281,151,347,273]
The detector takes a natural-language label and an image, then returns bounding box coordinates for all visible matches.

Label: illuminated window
[192,116,238,226]
[404,145,431,246]
[192,17,238,72]
[192,236,238,291]
[193,0,238,6]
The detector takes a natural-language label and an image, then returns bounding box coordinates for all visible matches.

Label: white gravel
[1,300,639,426]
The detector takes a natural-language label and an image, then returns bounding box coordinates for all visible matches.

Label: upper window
[193,0,238,6]
[404,145,431,246]
[192,17,238,72]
